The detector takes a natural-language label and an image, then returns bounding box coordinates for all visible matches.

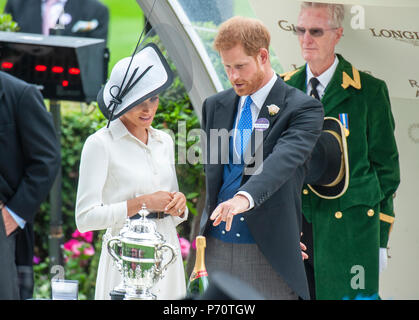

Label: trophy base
[110,290,125,300]
[124,289,156,300]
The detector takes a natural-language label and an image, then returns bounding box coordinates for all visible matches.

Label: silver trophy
[107,204,177,300]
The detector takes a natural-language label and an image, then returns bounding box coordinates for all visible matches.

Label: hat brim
[97,43,174,120]
[97,85,110,119]
[308,117,349,199]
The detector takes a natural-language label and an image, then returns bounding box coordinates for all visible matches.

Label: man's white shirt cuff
[6,206,26,229]
[235,191,255,210]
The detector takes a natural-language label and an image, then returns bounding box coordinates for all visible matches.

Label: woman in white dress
[75,44,188,300]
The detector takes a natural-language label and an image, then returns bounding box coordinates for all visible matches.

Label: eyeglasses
[294,26,338,37]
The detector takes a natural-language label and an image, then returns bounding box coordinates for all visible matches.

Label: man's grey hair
[301,2,345,28]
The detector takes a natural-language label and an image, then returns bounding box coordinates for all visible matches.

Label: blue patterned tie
[235,96,253,156]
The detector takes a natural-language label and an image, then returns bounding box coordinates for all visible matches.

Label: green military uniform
[283,54,400,299]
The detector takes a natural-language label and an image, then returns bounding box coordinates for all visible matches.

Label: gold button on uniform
[303,189,309,195]
[335,211,343,219]
[367,209,375,217]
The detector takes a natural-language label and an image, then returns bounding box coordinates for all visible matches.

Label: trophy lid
[122,204,164,244]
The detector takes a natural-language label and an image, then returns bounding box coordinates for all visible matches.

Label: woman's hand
[146,191,174,212]
[164,192,187,217]
[128,191,173,217]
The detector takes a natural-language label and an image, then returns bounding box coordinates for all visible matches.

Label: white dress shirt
[235,72,278,209]
[75,119,187,300]
[306,55,339,100]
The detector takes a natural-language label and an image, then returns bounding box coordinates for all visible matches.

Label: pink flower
[71,241,83,257]
[72,229,93,243]
[83,243,95,256]
[63,239,80,252]
[71,229,82,238]
[63,236,95,266]
[33,256,41,264]
[178,237,191,260]
[192,238,196,250]
[82,231,93,243]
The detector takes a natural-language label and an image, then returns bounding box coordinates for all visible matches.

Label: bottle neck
[194,245,206,272]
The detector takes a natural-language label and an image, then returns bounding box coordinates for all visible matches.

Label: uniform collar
[306,55,339,90]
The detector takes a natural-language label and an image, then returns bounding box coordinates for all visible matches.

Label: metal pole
[49,100,64,269]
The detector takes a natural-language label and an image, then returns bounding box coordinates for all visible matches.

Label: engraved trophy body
[107,205,177,300]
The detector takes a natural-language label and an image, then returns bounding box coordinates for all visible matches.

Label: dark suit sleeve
[240,97,324,207]
[6,85,60,224]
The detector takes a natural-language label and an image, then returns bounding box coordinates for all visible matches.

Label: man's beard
[233,66,265,97]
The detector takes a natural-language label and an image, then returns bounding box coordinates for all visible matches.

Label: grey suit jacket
[199,76,324,300]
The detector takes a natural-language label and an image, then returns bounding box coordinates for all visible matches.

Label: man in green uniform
[283,2,400,299]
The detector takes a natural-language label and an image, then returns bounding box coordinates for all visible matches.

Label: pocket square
[71,19,99,33]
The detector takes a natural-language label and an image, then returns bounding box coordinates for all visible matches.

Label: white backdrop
[250,0,419,298]
[380,97,419,299]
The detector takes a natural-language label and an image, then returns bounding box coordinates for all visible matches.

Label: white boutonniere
[267,104,280,116]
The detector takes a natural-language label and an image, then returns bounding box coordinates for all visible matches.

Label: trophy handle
[159,243,177,272]
[107,237,122,266]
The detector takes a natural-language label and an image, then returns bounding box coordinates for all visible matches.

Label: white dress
[75,119,188,300]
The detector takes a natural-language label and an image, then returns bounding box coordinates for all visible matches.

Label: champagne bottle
[187,236,209,295]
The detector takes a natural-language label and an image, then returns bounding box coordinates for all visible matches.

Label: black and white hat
[97,42,174,122]
[305,117,349,199]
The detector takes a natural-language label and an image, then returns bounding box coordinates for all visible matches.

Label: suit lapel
[285,57,356,116]
[214,90,238,175]
[214,89,239,131]
[321,55,354,115]
[207,90,239,205]
[243,77,285,164]
[32,0,43,33]
[285,66,307,93]
[63,0,79,34]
